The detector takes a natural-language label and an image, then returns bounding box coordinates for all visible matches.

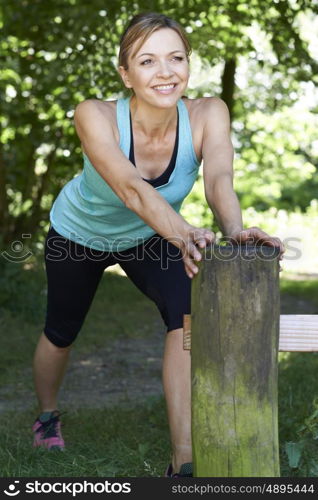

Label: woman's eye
[140,56,184,65]
[141,59,152,65]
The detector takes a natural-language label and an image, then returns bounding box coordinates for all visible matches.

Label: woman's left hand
[228,227,285,266]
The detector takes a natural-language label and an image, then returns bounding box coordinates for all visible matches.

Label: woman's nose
[157,61,173,77]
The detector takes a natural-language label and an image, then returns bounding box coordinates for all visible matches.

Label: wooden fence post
[191,243,280,477]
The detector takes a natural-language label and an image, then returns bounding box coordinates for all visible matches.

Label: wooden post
[191,243,280,477]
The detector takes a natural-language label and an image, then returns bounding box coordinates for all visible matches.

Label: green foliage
[181,171,219,233]
[285,441,304,469]
[233,103,318,212]
[183,189,318,277]
[0,258,46,321]
[1,0,126,242]
[1,0,317,245]
[280,279,318,308]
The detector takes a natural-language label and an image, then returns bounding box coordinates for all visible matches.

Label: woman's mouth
[152,83,177,94]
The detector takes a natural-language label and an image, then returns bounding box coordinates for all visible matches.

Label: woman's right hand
[172,224,215,279]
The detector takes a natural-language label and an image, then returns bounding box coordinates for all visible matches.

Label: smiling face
[119,28,190,108]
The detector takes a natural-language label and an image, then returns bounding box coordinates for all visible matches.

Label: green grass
[1,262,318,477]
[278,351,318,476]
[280,278,318,309]
[0,401,169,477]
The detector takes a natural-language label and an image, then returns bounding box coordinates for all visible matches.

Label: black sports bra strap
[129,110,179,188]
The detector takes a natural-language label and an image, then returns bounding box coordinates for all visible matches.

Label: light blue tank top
[50,96,200,252]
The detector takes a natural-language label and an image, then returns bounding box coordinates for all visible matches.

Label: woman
[32,12,284,477]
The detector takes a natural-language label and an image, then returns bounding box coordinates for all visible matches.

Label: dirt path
[0,294,317,412]
[59,327,165,409]
[0,326,164,412]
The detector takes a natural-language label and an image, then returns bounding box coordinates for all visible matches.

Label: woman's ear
[118,66,133,89]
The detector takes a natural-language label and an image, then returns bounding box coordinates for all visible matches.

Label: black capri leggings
[44,226,191,347]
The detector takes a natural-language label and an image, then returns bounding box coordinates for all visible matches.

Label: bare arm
[201,97,243,237]
[201,97,285,259]
[74,100,214,277]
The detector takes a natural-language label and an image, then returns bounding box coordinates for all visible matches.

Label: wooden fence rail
[184,315,318,352]
[279,315,318,351]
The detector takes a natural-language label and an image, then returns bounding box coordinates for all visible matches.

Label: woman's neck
[129,95,178,142]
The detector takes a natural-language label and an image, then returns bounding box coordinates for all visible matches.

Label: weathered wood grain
[191,244,280,477]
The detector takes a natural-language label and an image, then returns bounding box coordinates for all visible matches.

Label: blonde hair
[119,12,191,70]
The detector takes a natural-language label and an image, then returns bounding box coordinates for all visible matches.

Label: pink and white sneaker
[32,410,65,450]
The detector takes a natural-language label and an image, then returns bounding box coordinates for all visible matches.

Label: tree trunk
[191,243,280,477]
[221,58,236,121]
[0,142,9,237]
